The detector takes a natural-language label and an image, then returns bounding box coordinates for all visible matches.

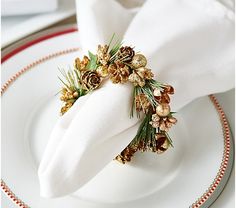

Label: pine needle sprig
[108,33,116,50]
[147,79,165,90]
[130,86,141,118]
[130,86,136,118]
[130,83,158,118]
[130,111,156,151]
[108,34,123,63]
[58,68,79,90]
[139,84,158,108]
[130,113,150,145]
[164,131,174,147]
[109,39,123,57]
[58,67,86,96]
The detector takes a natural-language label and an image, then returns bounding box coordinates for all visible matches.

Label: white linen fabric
[38,0,234,197]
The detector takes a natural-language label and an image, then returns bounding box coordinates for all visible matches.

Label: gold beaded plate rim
[1,24,234,208]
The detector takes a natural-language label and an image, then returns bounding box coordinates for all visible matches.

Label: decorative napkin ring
[59,35,177,164]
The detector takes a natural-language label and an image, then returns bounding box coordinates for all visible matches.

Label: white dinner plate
[1,25,234,208]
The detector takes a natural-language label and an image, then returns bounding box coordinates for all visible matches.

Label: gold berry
[73,91,79,98]
[156,103,170,117]
[131,54,147,69]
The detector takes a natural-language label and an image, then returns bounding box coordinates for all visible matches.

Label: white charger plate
[1,25,234,208]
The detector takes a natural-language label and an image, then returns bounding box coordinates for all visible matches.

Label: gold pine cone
[128,67,153,87]
[154,85,174,104]
[155,133,170,154]
[81,70,102,91]
[115,145,138,164]
[128,71,145,87]
[135,93,151,113]
[108,62,130,84]
[60,88,79,102]
[117,46,135,62]
[60,102,73,115]
[136,67,154,80]
[74,56,89,71]
[149,113,177,132]
[97,45,110,66]
[154,89,170,104]
[164,85,174,94]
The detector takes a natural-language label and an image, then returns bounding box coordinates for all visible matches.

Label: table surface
[1,15,235,208]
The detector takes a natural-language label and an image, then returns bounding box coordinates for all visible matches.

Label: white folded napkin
[38,0,234,197]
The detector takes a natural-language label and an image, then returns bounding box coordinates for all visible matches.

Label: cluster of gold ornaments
[59,37,177,163]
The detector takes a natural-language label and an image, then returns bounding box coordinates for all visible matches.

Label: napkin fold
[38,0,234,197]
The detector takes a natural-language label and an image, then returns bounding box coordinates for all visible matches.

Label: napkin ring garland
[59,35,177,164]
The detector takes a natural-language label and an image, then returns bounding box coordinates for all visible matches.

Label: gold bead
[131,54,147,69]
[73,91,79,98]
[156,103,170,117]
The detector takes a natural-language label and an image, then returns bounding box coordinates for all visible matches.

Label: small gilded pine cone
[154,85,174,104]
[74,56,89,71]
[135,93,151,113]
[155,133,170,154]
[60,88,79,102]
[97,45,110,66]
[164,85,174,94]
[81,70,102,91]
[149,113,177,132]
[154,88,170,104]
[117,46,135,63]
[60,102,73,115]
[115,145,138,164]
[128,67,153,87]
[108,62,130,84]
[128,71,145,87]
[136,67,154,80]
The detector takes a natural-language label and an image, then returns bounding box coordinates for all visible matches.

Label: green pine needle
[58,76,70,89]
[108,33,116,49]
[164,132,174,147]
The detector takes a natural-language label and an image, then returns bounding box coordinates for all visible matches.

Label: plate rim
[1,24,234,208]
[1,24,77,63]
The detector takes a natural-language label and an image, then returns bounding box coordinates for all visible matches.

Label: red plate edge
[1,27,78,63]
